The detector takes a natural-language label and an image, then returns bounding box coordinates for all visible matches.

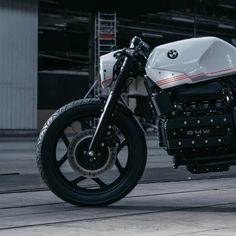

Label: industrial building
[1,0,236,134]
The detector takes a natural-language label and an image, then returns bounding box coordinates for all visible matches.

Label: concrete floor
[1,134,236,235]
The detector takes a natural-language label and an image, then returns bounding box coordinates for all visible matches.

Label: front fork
[88,57,133,155]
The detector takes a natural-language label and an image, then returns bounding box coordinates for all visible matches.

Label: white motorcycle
[37,36,236,206]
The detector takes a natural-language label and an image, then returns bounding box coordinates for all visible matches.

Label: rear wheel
[36,98,147,206]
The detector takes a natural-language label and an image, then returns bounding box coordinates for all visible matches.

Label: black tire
[36,98,147,206]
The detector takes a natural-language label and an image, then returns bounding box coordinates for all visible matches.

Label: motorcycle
[37,35,236,206]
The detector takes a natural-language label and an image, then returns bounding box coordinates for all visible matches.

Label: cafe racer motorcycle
[37,36,236,206]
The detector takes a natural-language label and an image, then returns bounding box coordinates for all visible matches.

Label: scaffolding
[93,12,117,97]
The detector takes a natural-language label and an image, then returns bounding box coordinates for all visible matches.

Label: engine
[155,80,236,174]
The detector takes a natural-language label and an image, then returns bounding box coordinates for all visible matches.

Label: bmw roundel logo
[167,50,179,59]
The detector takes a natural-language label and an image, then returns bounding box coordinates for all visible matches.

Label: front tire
[36,98,147,206]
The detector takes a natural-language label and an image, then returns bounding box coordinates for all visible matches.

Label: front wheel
[36,98,147,206]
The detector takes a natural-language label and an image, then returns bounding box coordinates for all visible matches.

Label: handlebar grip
[129,36,150,59]
[130,36,142,49]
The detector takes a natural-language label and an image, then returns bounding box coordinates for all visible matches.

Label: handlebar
[112,36,149,81]
[130,36,142,48]
[129,36,149,60]
[113,36,149,60]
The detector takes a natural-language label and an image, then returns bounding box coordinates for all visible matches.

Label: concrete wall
[0,0,38,130]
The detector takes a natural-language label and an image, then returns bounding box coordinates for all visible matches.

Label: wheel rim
[52,114,132,193]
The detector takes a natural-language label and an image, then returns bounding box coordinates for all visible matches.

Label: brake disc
[67,130,117,178]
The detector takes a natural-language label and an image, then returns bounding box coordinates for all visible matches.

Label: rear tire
[36,98,147,206]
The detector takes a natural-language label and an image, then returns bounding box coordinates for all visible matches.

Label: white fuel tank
[146,37,236,89]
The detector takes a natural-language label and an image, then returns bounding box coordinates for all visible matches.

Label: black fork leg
[88,57,133,154]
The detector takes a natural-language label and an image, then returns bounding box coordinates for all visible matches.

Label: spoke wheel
[37,99,147,206]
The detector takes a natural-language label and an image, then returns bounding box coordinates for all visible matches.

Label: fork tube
[88,57,133,153]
